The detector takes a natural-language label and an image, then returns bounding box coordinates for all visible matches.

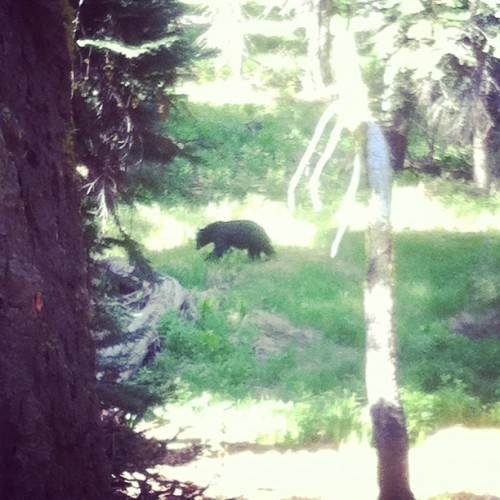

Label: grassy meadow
[115,99,500,447]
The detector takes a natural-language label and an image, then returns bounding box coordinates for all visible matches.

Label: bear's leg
[248,246,261,259]
[210,238,230,259]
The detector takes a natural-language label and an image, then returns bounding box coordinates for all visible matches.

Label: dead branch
[287,101,337,212]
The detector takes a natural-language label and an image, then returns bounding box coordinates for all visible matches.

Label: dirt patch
[450,310,500,340]
[244,309,323,358]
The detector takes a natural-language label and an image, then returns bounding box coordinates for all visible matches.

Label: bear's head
[196,227,210,249]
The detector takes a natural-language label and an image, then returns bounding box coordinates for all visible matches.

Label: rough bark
[0,1,110,498]
[385,129,408,172]
[382,92,414,173]
[363,123,414,500]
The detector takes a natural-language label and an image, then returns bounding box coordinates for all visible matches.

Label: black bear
[196,220,275,259]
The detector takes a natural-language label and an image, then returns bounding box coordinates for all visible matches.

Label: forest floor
[141,415,500,499]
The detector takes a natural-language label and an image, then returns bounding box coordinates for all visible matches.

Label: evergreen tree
[73,0,196,212]
[72,0,198,415]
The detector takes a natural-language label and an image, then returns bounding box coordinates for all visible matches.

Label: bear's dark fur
[196,220,275,259]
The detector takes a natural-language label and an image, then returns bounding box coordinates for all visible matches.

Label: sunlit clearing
[391,184,500,232]
[136,393,500,498]
[136,196,317,251]
[136,393,296,447]
[238,196,317,248]
[177,80,277,106]
[205,196,317,248]
[344,184,500,232]
[134,184,500,252]
[136,204,197,250]
[136,393,379,498]
[410,427,500,498]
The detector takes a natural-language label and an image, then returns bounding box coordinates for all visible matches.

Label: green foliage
[287,391,367,447]
[400,320,500,403]
[159,100,354,205]
[470,273,500,309]
[247,34,306,55]
[465,242,500,315]
[396,233,472,320]
[395,231,500,402]
[110,86,500,439]
[402,386,500,444]
[138,307,259,399]
[160,309,232,360]
[406,127,473,179]
[433,145,472,179]
[79,0,500,450]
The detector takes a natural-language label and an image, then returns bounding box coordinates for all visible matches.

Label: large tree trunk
[363,123,414,500]
[0,2,110,498]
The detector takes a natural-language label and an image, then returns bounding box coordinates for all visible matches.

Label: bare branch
[308,119,343,211]
[330,151,361,259]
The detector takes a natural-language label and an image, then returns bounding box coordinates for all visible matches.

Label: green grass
[133,227,500,446]
[395,231,500,402]
[159,99,356,206]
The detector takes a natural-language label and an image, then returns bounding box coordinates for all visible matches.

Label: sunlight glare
[204,195,317,247]
[410,427,500,498]
[345,184,500,232]
[136,392,296,446]
[239,196,317,247]
[136,394,500,499]
[177,80,277,106]
[137,203,196,250]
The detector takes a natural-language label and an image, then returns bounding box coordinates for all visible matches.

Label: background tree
[366,0,499,186]
[195,0,245,79]
[71,0,202,421]
[0,1,109,498]
[262,0,334,94]
[286,0,334,94]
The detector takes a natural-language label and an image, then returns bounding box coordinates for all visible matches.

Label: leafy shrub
[402,384,500,444]
[287,391,367,447]
[401,319,500,402]
[159,311,231,360]
[158,100,351,204]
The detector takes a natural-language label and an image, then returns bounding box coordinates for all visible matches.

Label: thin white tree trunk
[363,122,414,500]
